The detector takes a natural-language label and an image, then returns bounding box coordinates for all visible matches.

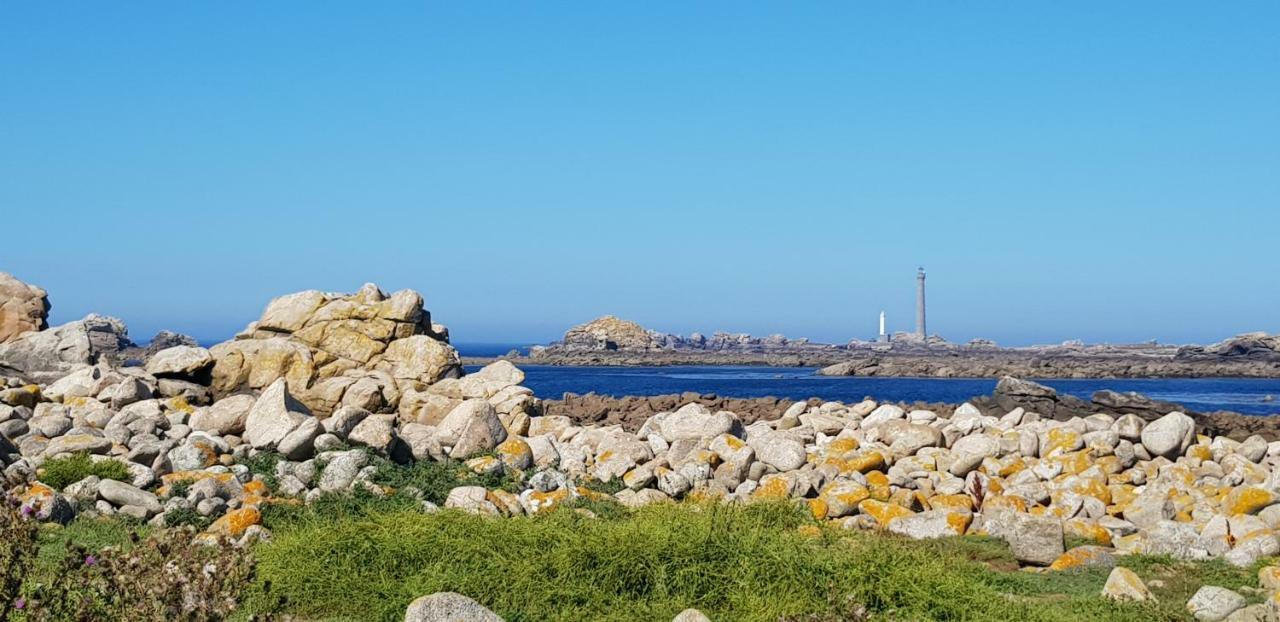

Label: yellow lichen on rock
[209,507,261,539]
[858,499,913,527]
[807,498,829,520]
[1223,486,1274,515]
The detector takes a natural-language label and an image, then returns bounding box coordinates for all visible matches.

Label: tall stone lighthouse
[915,267,927,340]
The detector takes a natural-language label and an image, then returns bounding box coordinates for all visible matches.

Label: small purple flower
[20,504,33,517]
[84,555,97,566]
[14,597,25,610]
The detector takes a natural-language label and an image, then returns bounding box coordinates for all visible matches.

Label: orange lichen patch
[752,476,793,500]
[21,483,55,505]
[858,499,913,527]
[208,507,261,539]
[865,471,891,501]
[1070,478,1112,505]
[487,489,523,515]
[1094,455,1122,475]
[1049,547,1110,571]
[718,434,747,451]
[1224,486,1275,515]
[807,498,829,521]
[166,396,195,414]
[889,489,926,511]
[820,482,870,516]
[1042,429,1082,458]
[826,438,859,454]
[944,511,973,535]
[573,487,612,502]
[495,438,533,469]
[993,457,1026,478]
[1064,518,1113,546]
[240,479,270,506]
[688,449,721,467]
[841,451,885,474]
[467,456,503,475]
[983,495,1028,513]
[1051,450,1093,476]
[1187,445,1212,461]
[63,396,94,408]
[929,494,974,512]
[1108,484,1137,509]
[525,488,571,514]
[686,488,726,503]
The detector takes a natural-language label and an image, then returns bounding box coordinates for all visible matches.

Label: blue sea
[461,364,1280,416]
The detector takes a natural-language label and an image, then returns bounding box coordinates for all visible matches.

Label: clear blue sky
[2,3,1277,346]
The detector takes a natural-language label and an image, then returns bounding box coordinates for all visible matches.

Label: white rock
[1140,411,1195,459]
[404,592,504,622]
[1186,586,1246,622]
[244,379,310,449]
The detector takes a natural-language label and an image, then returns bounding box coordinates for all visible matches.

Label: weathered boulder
[1141,411,1196,459]
[435,399,507,459]
[243,379,311,449]
[0,272,49,342]
[0,314,133,382]
[404,592,504,622]
[1102,567,1154,602]
[145,346,214,379]
[189,394,256,436]
[98,479,161,513]
[752,432,806,471]
[1186,586,1245,621]
[887,509,972,539]
[983,510,1064,566]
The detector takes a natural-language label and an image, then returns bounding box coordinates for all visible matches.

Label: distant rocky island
[481,315,1280,378]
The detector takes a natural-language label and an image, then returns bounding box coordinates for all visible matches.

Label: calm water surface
[462,364,1280,416]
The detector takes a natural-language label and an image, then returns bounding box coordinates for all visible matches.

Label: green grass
[38,453,131,490]
[239,451,285,492]
[241,501,1252,622]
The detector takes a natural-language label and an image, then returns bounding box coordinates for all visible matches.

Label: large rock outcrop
[0,272,50,342]
[558,315,662,351]
[1178,332,1280,363]
[209,284,463,415]
[0,314,132,382]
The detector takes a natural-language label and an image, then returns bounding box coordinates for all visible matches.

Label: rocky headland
[489,314,1280,379]
[5,273,1280,620]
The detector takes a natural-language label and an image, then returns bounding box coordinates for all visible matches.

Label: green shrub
[366,453,518,505]
[163,506,212,530]
[38,454,130,491]
[164,480,192,500]
[237,452,283,492]
[577,476,626,495]
[242,501,1190,622]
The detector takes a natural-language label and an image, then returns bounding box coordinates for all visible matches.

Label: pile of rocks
[5,276,1280,588]
[1,281,539,543]
[1103,565,1280,620]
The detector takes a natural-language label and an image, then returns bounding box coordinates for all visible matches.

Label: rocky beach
[5,273,1280,620]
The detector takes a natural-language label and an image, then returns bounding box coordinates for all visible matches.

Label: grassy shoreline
[25,498,1264,622]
